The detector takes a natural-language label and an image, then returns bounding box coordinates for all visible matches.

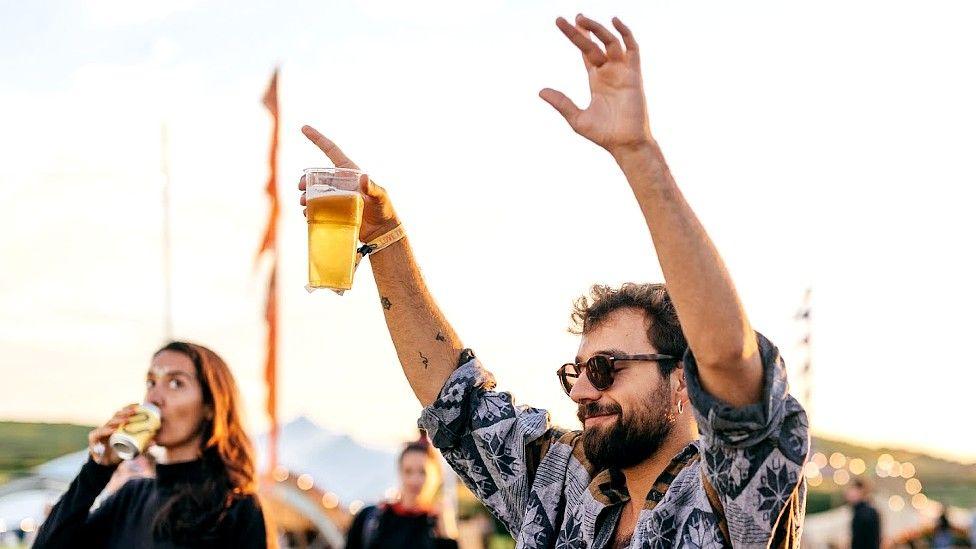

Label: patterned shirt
[419,333,809,548]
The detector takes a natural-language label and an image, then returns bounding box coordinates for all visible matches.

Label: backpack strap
[700,469,733,547]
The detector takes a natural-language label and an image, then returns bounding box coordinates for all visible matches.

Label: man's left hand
[540,15,653,157]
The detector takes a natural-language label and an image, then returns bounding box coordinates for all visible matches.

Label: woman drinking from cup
[34,341,271,548]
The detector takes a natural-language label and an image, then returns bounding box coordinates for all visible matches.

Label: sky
[1,0,975,462]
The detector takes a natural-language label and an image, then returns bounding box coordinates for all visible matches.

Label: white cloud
[85,0,200,27]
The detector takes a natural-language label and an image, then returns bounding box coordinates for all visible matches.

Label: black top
[33,457,267,548]
[851,500,881,549]
[346,503,458,549]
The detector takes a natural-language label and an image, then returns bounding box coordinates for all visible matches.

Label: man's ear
[673,364,688,393]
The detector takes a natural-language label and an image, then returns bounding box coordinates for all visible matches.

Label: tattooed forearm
[368,235,463,406]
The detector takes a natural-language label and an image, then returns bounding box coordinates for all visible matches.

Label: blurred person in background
[929,507,971,548]
[932,510,953,548]
[33,341,272,548]
[346,434,458,549]
[845,477,881,549]
[970,510,976,547]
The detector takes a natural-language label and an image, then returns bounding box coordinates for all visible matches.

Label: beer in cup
[108,403,161,460]
[304,167,365,291]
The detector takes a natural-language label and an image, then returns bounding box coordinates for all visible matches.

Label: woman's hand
[87,404,137,466]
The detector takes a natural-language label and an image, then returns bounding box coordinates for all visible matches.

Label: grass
[0,421,93,480]
[808,435,976,511]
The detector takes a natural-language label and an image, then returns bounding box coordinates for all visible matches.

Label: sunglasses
[556,353,679,396]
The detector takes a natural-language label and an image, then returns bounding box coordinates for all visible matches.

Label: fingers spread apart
[575,14,624,60]
[556,15,638,66]
[556,17,607,67]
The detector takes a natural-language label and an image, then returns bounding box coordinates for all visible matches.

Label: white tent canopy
[255,415,398,505]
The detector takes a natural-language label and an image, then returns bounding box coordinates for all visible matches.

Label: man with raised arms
[300,14,808,548]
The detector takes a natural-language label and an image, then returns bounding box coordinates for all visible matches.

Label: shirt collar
[588,441,701,510]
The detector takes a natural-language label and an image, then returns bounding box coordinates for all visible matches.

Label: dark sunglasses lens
[587,356,614,389]
[558,364,577,394]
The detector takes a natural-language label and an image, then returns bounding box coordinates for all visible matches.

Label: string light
[911,493,928,510]
[848,458,866,475]
[833,469,850,485]
[321,492,340,509]
[829,452,847,469]
[811,452,828,468]
[297,474,314,491]
[901,462,916,479]
[888,495,905,512]
[272,466,289,482]
[20,518,36,533]
[349,500,365,515]
[889,462,902,477]
[808,474,823,487]
[905,478,922,495]
[803,462,821,478]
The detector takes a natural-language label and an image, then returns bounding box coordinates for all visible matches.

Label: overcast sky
[1,0,974,462]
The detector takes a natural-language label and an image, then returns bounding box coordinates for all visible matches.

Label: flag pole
[161,122,174,342]
[258,68,281,477]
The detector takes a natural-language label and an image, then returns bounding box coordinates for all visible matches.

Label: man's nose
[569,368,602,404]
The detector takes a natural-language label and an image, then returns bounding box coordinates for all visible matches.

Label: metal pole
[161,123,174,341]
[796,287,813,414]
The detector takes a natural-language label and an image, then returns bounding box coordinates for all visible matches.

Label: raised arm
[539,15,762,406]
[300,126,462,406]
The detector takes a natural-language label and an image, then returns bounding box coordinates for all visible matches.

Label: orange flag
[257,68,280,475]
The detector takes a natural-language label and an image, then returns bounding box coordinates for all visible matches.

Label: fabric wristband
[356,224,406,263]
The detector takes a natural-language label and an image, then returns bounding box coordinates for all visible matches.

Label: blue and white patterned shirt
[419,333,809,548]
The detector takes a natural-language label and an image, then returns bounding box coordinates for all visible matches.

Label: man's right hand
[297,125,462,407]
[298,125,400,243]
[88,405,137,466]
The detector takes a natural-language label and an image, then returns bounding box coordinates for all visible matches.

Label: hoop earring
[677,400,684,415]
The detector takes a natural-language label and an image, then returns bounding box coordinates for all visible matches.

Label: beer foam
[307,185,359,201]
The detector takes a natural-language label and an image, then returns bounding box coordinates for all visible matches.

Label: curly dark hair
[570,283,687,377]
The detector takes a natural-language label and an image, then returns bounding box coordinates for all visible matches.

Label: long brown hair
[151,341,260,542]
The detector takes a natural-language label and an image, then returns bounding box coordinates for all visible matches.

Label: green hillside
[809,435,976,512]
[0,421,92,482]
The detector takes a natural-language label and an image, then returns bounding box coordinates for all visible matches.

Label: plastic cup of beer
[304,167,365,292]
[108,403,161,460]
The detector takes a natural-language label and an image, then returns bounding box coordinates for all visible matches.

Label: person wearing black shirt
[846,477,882,549]
[346,437,457,549]
[34,341,270,548]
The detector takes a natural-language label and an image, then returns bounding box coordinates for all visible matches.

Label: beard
[578,382,677,469]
